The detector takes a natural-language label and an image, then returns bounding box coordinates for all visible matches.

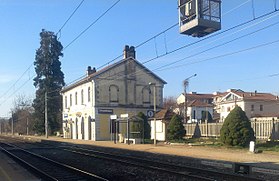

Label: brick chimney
[123,45,136,59]
[86,66,96,76]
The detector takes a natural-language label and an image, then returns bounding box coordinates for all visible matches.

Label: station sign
[98,109,113,114]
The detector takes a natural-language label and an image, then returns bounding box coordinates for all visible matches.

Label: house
[150,109,174,141]
[61,45,167,141]
[214,89,279,122]
[176,92,214,123]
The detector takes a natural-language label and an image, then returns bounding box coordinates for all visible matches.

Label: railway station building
[61,45,167,141]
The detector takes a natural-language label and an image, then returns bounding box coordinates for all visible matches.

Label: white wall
[151,119,166,141]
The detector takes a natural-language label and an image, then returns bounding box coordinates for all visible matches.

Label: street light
[149,82,156,146]
[183,74,197,124]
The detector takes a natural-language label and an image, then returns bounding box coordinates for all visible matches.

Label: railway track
[0,141,108,181]
[61,145,263,181]
[0,136,264,181]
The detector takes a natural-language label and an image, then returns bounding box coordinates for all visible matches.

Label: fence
[184,118,279,140]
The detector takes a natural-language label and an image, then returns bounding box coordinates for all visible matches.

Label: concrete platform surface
[0,150,39,181]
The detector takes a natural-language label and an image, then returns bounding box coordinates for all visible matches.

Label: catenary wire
[56,0,85,38]
[63,0,121,51]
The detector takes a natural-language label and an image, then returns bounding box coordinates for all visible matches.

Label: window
[75,92,78,105]
[251,105,254,111]
[142,87,151,104]
[260,105,263,111]
[65,96,67,109]
[227,107,231,112]
[109,85,119,103]
[88,87,91,102]
[81,89,84,105]
[70,94,72,106]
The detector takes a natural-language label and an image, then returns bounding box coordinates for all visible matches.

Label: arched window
[109,85,119,103]
[88,87,91,102]
[81,89,84,105]
[65,96,67,109]
[142,87,151,104]
[70,94,72,106]
[75,92,78,105]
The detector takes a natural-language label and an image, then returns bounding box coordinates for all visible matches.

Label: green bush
[137,112,151,139]
[167,114,186,141]
[220,106,255,147]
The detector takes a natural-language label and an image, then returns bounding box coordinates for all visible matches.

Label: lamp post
[183,74,197,124]
[149,82,156,146]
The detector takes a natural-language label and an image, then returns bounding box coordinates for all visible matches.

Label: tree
[137,112,151,139]
[11,94,34,135]
[33,29,65,135]
[163,96,177,111]
[167,114,185,141]
[220,106,255,147]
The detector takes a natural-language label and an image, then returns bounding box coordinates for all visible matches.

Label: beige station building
[61,46,166,141]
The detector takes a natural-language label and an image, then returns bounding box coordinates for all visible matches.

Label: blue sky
[0,0,279,117]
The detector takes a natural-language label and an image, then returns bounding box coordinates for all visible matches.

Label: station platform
[0,150,39,181]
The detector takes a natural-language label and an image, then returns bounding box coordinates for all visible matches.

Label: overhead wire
[66,0,268,86]
[56,0,85,38]
[92,9,279,89]
[63,0,121,51]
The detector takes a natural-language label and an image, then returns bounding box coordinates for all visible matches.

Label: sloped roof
[183,93,213,99]
[188,100,213,107]
[215,89,278,102]
[61,57,167,93]
[154,109,174,121]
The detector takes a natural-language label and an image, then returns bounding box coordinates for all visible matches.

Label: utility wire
[63,0,121,50]
[0,63,33,101]
[93,10,279,88]
[57,0,85,37]
[93,11,278,89]
[153,16,279,72]
[157,39,279,72]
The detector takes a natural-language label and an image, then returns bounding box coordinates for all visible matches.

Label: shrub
[167,114,186,141]
[220,106,255,147]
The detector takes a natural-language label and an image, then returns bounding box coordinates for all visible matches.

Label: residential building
[61,45,167,141]
[214,89,279,122]
[176,92,214,123]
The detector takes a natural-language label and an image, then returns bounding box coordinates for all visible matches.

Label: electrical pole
[45,91,48,138]
[183,74,197,124]
[11,112,14,135]
[26,117,29,135]
[149,82,156,146]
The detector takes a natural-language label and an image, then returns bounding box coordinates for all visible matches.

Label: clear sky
[1,0,279,117]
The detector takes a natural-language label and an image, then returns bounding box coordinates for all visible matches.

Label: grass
[256,141,279,152]
[169,138,279,152]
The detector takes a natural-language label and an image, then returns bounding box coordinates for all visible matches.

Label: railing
[184,118,279,140]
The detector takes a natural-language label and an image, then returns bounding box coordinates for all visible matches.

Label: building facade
[214,89,279,122]
[176,92,214,123]
[61,46,166,141]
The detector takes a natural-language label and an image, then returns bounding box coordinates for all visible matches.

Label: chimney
[86,66,96,76]
[123,45,136,59]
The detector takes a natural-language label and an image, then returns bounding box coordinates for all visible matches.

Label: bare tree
[11,94,34,135]
[163,96,177,111]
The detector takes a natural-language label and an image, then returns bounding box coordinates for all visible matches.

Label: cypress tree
[220,106,255,147]
[167,114,185,141]
[33,29,65,135]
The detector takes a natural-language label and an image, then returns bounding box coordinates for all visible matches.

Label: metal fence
[184,118,279,140]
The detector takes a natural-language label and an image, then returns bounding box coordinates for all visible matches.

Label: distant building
[61,45,166,141]
[176,92,214,123]
[150,109,174,141]
[214,89,279,122]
